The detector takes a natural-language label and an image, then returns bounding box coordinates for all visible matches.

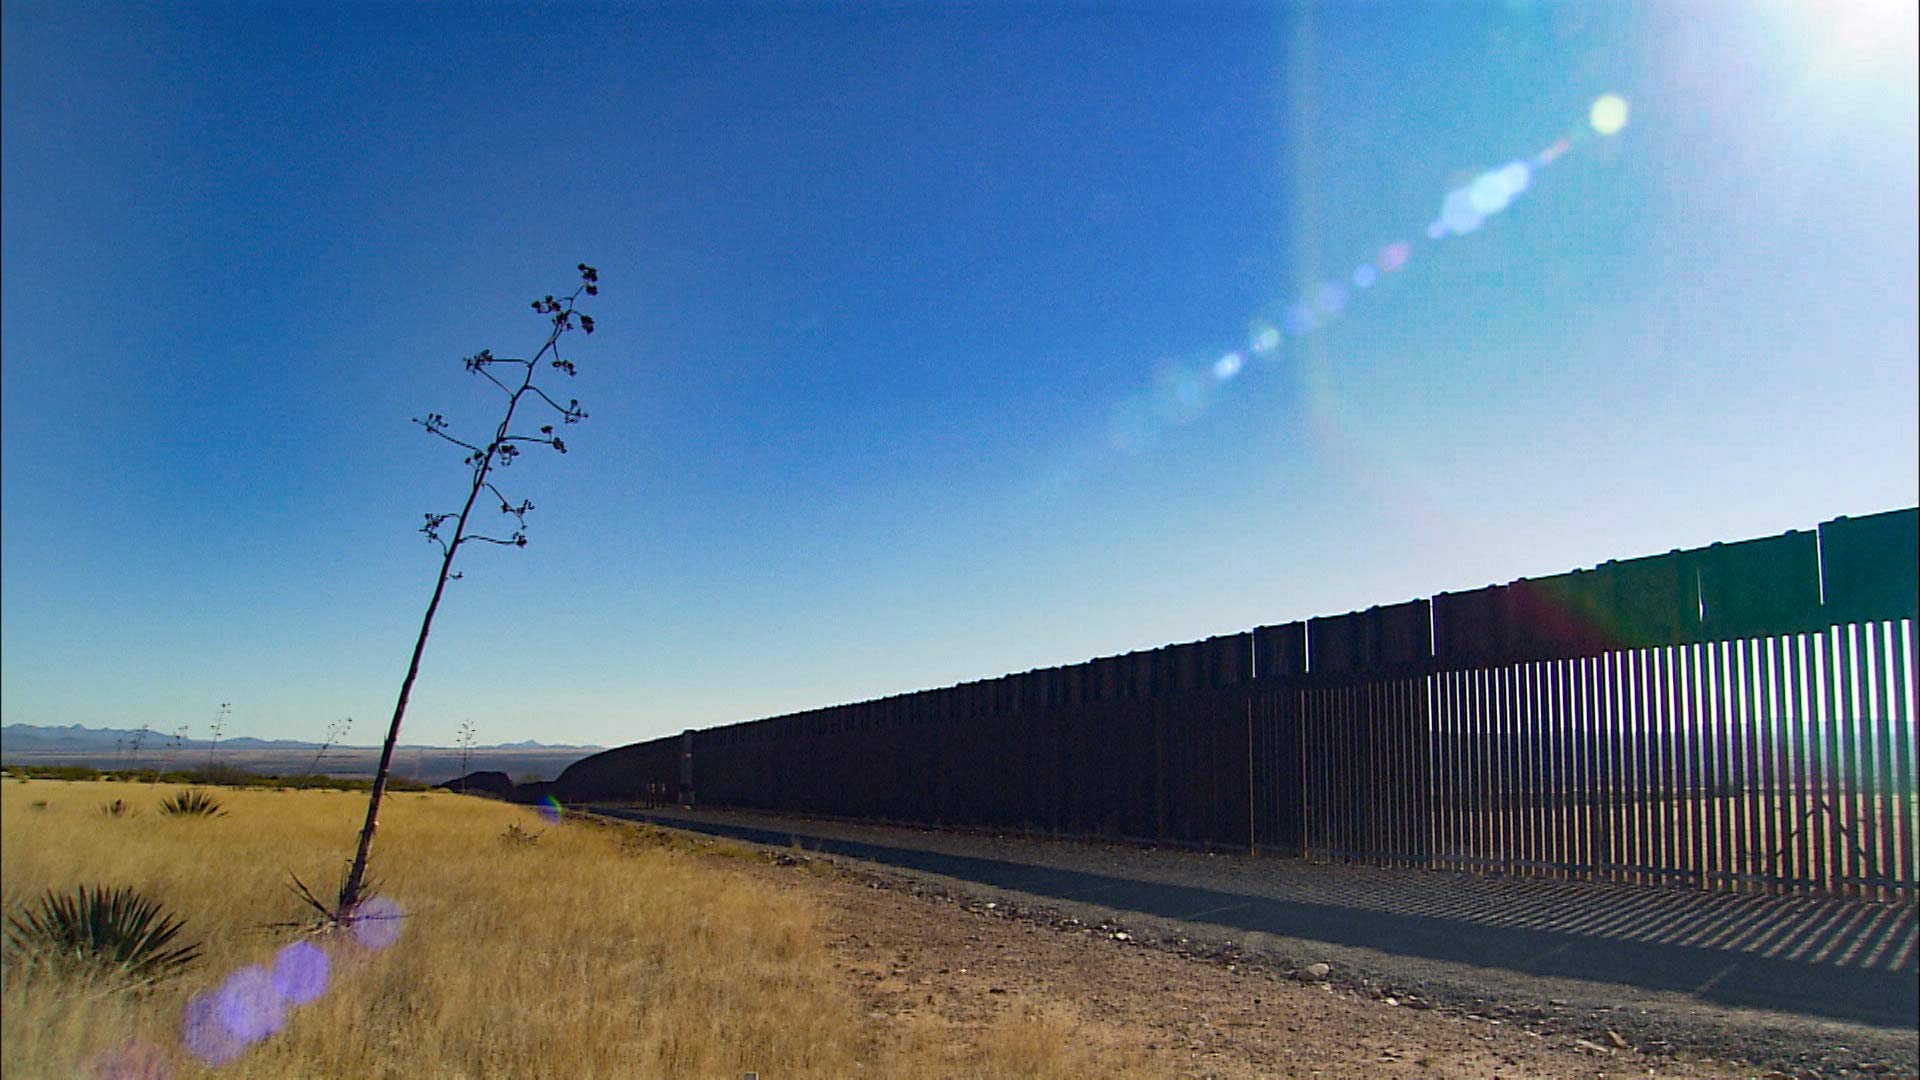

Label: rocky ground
[808,861,1739,1078]
[604,813,1919,1079]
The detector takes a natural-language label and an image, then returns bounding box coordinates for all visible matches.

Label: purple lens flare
[348,895,404,950]
[180,992,248,1066]
[272,940,330,1004]
[215,965,287,1043]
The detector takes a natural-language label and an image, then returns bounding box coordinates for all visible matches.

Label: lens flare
[1440,186,1485,236]
[1313,282,1348,316]
[1152,361,1209,423]
[1468,172,1511,214]
[539,794,564,824]
[1249,323,1281,355]
[271,940,330,1005]
[215,965,286,1043]
[178,937,340,1066]
[1496,160,1531,195]
[1590,93,1629,135]
[1091,93,1633,466]
[181,993,248,1066]
[348,895,404,950]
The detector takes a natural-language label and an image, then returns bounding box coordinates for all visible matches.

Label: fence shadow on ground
[593,806,1918,1030]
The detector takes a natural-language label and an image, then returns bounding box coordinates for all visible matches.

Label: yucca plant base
[158,789,225,818]
[4,885,202,987]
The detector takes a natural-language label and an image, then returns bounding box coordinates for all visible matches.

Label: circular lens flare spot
[1149,360,1209,425]
[1313,282,1348,316]
[1249,324,1281,355]
[1157,365,1208,422]
[181,994,248,1066]
[348,896,404,950]
[1378,242,1410,271]
[1497,160,1531,196]
[1212,351,1245,381]
[1352,264,1379,289]
[1590,94,1629,135]
[1468,171,1512,214]
[1441,187,1486,235]
[271,940,330,1005]
[215,965,286,1043]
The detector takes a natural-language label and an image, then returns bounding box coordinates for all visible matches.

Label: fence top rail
[629,508,1916,745]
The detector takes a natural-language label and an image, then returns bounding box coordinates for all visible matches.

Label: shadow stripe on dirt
[589,805,1918,1030]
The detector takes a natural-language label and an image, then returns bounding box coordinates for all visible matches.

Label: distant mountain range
[0,723,602,754]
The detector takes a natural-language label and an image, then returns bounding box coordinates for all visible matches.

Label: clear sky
[3,1,1915,748]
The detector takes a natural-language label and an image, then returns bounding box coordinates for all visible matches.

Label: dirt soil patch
[601,815,1920,1079]
[593,806,1917,1079]
[803,863,1743,1078]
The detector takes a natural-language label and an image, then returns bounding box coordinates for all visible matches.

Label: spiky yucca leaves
[157,789,225,817]
[3,885,202,987]
[98,799,137,819]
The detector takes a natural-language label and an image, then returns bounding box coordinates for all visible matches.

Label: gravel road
[590,803,1919,1079]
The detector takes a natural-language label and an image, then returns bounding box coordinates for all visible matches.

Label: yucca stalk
[336,263,599,919]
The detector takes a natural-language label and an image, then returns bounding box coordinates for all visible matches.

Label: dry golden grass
[1,780,1141,1078]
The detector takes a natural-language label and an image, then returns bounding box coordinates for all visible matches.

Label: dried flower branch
[337,263,601,919]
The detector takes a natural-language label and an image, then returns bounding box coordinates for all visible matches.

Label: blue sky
[3,1,1914,748]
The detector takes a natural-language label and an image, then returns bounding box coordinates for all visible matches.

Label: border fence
[543,508,1918,900]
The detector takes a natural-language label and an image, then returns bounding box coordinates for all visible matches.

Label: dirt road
[592,805,1918,1079]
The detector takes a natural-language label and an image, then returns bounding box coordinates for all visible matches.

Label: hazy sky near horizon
[3,1,1915,748]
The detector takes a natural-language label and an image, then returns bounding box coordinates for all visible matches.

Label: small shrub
[3,885,202,987]
[98,799,138,819]
[500,823,542,846]
[14,765,99,782]
[157,790,225,818]
[178,765,252,788]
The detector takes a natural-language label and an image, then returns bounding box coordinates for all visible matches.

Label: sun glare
[1824,0,1920,62]
[1761,0,1920,132]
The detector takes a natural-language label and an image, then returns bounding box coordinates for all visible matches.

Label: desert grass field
[0,779,1121,1078]
[0,745,595,786]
